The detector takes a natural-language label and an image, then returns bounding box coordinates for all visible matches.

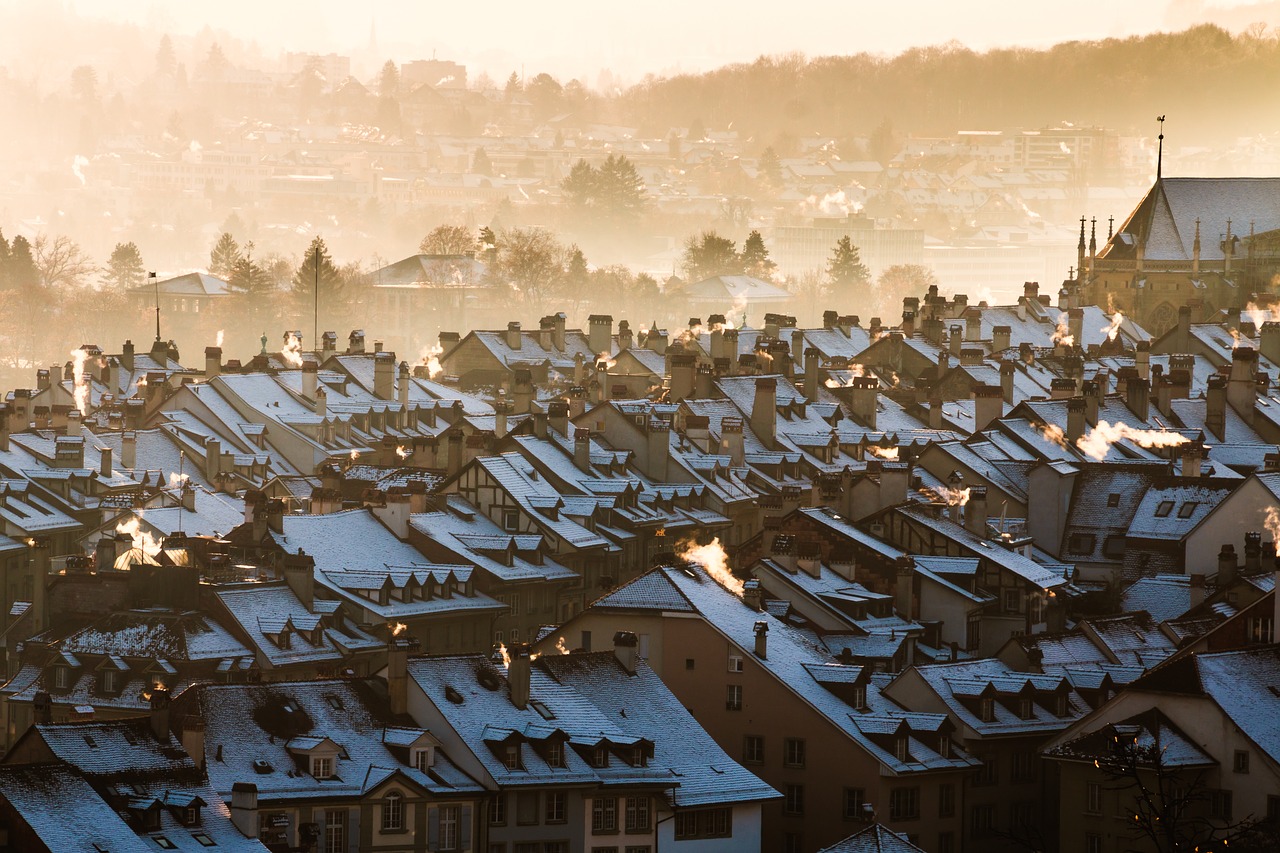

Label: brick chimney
[398,361,411,408]
[1228,347,1258,425]
[742,578,763,611]
[574,427,591,474]
[1206,374,1227,441]
[721,417,745,467]
[301,358,317,400]
[513,370,533,414]
[348,330,366,355]
[966,486,989,536]
[670,353,696,401]
[1067,396,1086,443]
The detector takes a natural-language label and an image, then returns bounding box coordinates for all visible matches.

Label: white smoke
[71,155,88,186]
[420,344,443,379]
[677,536,743,596]
[1102,310,1124,342]
[215,330,225,348]
[281,333,304,368]
[69,348,90,416]
[1265,507,1280,557]
[1076,420,1189,462]
[804,190,863,216]
[1052,313,1075,348]
[867,445,899,460]
[116,516,161,557]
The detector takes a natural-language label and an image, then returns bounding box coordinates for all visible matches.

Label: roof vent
[445,686,465,705]
[252,759,273,774]
[476,668,501,692]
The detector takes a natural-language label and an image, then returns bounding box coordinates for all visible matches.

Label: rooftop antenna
[1156,115,1166,180]
[150,271,159,341]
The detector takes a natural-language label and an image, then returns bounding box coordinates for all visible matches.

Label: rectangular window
[1086,781,1103,814]
[843,788,865,820]
[783,833,802,853]
[546,791,566,824]
[1211,790,1233,821]
[1154,500,1174,518]
[625,797,650,832]
[1086,833,1102,853]
[582,630,592,652]
[1011,801,1036,833]
[937,832,955,853]
[743,735,764,764]
[784,784,805,815]
[726,684,742,711]
[547,741,565,768]
[889,787,919,821]
[938,784,955,818]
[1003,588,1021,613]
[975,755,998,786]
[488,794,506,826]
[593,797,618,833]
[503,509,519,531]
[1234,750,1250,774]
[1248,616,1274,644]
[970,803,995,837]
[727,652,744,672]
[313,756,333,779]
[685,658,695,670]
[1266,795,1280,824]
[324,809,346,853]
[516,791,539,826]
[783,738,806,768]
[673,808,731,839]
[1011,749,1035,782]
[381,793,403,831]
[439,806,459,851]
[966,614,981,651]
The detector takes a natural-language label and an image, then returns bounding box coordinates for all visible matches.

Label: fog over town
[1,2,1280,852]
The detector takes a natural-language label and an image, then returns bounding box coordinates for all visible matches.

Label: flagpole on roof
[151,271,159,341]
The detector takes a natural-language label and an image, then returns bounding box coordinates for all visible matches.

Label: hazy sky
[46,0,1280,83]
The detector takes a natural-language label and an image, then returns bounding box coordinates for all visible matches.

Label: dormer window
[503,744,522,771]
[895,736,909,762]
[1055,694,1069,717]
[852,684,867,711]
[1019,697,1034,720]
[633,746,647,767]
[593,745,609,768]
[547,741,565,768]
[184,806,201,827]
[412,747,432,772]
[312,756,333,779]
[939,737,951,758]
[980,697,995,722]
[54,666,70,689]
[101,670,117,693]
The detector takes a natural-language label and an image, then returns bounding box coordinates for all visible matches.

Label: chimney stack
[753,621,768,660]
[1244,532,1262,576]
[374,352,395,400]
[742,578,763,611]
[1206,374,1227,441]
[1067,396,1086,443]
[574,427,591,473]
[387,637,410,715]
[849,376,878,430]
[149,687,171,741]
[751,377,777,449]
[301,358,318,400]
[973,384,1003,432]
[588,314,613,358]
[230,784,259,839]
[965,486,989,537]
[205,346,222,379]
[613,631,638,674]
[508,643,532,710]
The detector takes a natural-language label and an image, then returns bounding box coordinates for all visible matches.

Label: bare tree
[489,227,568,316]
[34,234,96,291]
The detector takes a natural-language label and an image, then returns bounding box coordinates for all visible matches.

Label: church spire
[1192,218,1201,278]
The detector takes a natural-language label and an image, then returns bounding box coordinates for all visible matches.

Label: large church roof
[1100,177,1280,263]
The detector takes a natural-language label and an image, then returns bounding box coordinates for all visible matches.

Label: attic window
[894,736,909,762]
[852,684,867,711]
[413,747,432,772]
[1066,533,1096,555]
[592,745,609,768]
[154,838,177,850]
[1106,493,1120,507]
[1154,501,1174,518]
[311,756,333,779]
[503,744,522,771]
[980,697,995,722]
[547,741,565,768]
[1177,501,1200,519]
[325,695,344,711]
[1018,697,1034,720]
[192,834,216,847]
[530,699,555,720]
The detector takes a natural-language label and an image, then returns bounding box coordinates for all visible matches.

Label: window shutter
[459,805,472,849]
[428,806,440,850]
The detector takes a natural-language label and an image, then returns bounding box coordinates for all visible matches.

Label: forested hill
[612,25,1280,148]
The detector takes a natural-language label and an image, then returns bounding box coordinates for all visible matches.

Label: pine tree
[292,236,346,324]
[471,147,492,176]
[504,72,521,101]
[682,231,742,282]
[598,154,646,225]
[827,236,871,292]
[209,232,241,279]
[378,60,400,98]
[741,231,777,280]
[105,242,146,291]
[155,36,177,78]
[561,160,597,212]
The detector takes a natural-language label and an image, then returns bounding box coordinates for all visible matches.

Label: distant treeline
[612,25,1280,149]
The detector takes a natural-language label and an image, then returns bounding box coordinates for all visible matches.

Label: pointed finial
[1078,216,1086,248]
[1108,216,1114,240]
[1156,115,1166,179]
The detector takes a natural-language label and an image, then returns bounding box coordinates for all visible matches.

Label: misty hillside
[614,25,1280,148]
